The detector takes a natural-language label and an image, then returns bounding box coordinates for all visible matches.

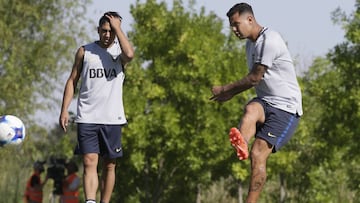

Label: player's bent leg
[239,101,265,142]
[100,158,117,203]
[83,153,99,201]
[246,138,273,203]
[229,101,265,160]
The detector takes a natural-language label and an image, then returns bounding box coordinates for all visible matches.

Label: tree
[283,1,360,201]
[0,0,90,201]
[112,0,251,202]
[0,0,90,119]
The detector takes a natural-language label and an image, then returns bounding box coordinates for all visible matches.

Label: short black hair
[226,3,254,18]
[98,11,122,26]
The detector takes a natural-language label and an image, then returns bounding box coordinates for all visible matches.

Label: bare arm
[106,14,134,66]
[210,63,267,102]
[59,47,84,132]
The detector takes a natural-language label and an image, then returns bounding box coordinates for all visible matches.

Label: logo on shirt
[115,148,122,153]
[89,68,117,78]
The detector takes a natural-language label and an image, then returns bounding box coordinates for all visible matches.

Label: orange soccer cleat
[229,127,249,160]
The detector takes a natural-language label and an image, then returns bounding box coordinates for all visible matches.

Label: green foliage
[1,0,359,202]
[284,1,360,201]
[113,0,251,202]
[200,176,238,203]
[0,0,90,119]
[0,0,90,201]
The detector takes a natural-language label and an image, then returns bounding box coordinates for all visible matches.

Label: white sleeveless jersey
[75,41,127,124]
[246,28,303,116]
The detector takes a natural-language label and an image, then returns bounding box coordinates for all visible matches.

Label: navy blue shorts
[250,98,300,153]
[75,123,123,159]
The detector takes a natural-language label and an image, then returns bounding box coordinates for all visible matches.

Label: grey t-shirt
[246,28,303,116]
[75,41,127,124]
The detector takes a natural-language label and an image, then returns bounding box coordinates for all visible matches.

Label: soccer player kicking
[211,3,302,202]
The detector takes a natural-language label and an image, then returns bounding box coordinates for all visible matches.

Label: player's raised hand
[106,14,122,31]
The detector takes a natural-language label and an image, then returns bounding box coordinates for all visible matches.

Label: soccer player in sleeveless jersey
[59,12,134,203]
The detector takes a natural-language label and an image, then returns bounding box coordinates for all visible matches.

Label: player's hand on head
[106,14,122,29]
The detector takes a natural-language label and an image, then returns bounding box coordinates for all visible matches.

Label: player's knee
[83,154,98,168]
[250,147,262,161]
[243,103,265,123]
[250,140,272,162]
[103,159,116,171]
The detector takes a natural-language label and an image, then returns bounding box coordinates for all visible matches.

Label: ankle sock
[85,200,96,203]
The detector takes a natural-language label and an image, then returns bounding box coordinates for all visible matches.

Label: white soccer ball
[0,115,26,146]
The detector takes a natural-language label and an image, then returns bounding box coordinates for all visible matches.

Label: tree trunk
[196,184,202,203]
[238,180,243,203]
[280,173,286,203]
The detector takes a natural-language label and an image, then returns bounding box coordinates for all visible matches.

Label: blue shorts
[250,98,300,152]
[75,123,123,159]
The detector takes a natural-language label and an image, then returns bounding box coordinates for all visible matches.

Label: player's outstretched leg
[229,127,249,160]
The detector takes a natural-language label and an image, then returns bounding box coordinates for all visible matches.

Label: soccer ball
[0,115,26,146]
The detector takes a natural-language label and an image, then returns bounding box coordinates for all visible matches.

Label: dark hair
[98,11,122,26]
[226,3,254,18]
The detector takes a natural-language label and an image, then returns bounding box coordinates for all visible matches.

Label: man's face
[98,22,116,47]
[229,12,252,40]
